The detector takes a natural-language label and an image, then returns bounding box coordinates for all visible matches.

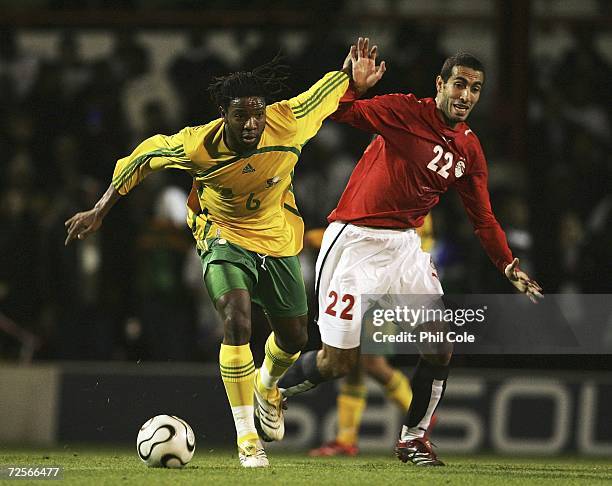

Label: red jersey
[328,86,513,273]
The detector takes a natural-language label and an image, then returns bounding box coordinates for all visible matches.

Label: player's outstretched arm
[342,37,386,96]
[331,37,392,132]
[64,184,121,246]
[504,258,544,304]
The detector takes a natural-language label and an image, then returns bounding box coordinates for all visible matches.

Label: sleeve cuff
[339,81,362,103]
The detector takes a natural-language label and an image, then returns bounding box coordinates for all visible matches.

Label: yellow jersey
[417,213,435,252]
[112,71,349,257]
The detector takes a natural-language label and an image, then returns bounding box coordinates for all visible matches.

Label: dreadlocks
[207,55,291,111]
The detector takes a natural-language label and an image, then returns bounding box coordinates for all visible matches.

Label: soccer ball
[136,415,196,468]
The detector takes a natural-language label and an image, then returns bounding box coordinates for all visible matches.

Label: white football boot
[238,438,269,468]
[253,368,285,442]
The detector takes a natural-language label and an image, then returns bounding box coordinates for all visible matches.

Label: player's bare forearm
[94,184,121,220]
[64,184,121,246]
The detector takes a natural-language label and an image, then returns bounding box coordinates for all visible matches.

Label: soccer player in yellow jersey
[64,51,356,467]
[306,215,434,456]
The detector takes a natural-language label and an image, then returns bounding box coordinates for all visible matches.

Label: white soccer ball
[136,415,196,468]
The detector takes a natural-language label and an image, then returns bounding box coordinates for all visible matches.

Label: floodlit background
[0,0,611,454]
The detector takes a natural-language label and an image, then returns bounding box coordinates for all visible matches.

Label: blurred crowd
[0,19,610,362]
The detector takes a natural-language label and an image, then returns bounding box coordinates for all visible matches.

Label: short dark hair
[207,55,290,110]
[440,52,485,82]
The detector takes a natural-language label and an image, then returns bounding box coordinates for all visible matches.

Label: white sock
[260,364,276,389]
[231,405,258,442]
[400,379,444,441]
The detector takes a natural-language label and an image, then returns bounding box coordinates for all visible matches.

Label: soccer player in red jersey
[279,38,542,466]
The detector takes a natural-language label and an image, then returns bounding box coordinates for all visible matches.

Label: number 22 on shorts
[325,291,355,319]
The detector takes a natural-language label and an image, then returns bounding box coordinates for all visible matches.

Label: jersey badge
[464,129,473,136]
[455,160,466,178]
[242,163,256,174]
[266,176,281,188]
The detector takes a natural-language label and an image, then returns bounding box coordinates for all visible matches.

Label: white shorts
[315,222,444,349]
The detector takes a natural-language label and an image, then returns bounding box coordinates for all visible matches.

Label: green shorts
[198,238,308,318]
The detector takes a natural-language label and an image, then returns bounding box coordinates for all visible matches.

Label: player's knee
[222,311,251,344]
[215,290,251,346]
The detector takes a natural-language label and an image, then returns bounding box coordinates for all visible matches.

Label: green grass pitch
[1,447,611,485]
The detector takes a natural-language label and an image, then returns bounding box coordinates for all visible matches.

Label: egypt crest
[455,160,466,178]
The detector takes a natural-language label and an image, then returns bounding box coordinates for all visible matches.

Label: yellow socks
[219,343,258,446]
[256,333,300,398]
[333,371,412,447]
[336,383,367,446]
[385,370,412,412]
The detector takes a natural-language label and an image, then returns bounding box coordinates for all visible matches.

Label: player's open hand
[64,208,102,246]
[504,258,543,304]
[344,37,386,96]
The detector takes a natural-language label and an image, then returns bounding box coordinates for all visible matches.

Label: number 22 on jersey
[427,144,454,179]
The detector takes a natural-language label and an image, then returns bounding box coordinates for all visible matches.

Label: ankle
[400,425,424,441]
[255,371,279,397]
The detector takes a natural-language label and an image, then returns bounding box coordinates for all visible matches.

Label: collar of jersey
[197,140,301,178]
[423,97,468,139]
